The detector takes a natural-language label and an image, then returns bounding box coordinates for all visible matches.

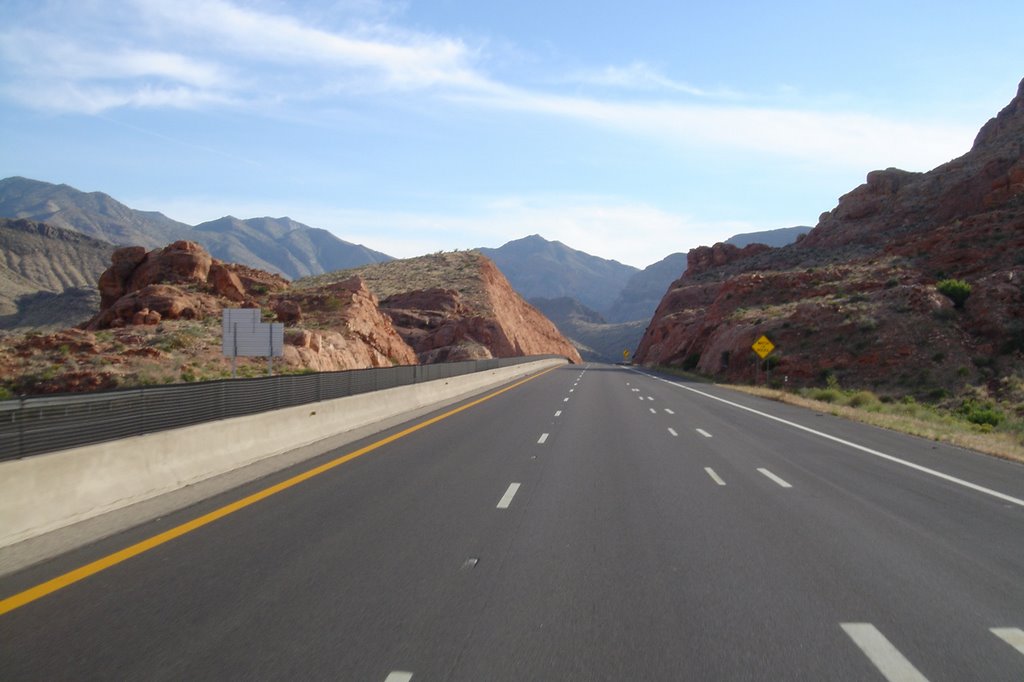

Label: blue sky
[1,0,1021,268]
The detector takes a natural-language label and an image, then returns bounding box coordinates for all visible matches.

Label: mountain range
[0,177,391,281]
[0,176,810,358]
[480,229,810,361]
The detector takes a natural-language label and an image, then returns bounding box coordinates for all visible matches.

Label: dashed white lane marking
[668,428,678,437]
[569,388,575,392]
[696,428,712,438]
[631,388,640,392]
[992,627,1024,656]
[840,623,929,682]
[564,397,570,402]
[758,468,792,488]
[642,370,1024,509]
[538,433,549,444]
[646,396,654,401]
[638,396,645,401]
[649,408,657,414]
[664,408,675,415]
[497,483,521,509]
[554,410,562,417]
[385,673,413,682]
[704,467,726,485]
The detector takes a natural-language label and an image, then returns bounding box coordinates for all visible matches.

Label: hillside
[531,297,645,363]
[725,225,812,248]
[0,178,393,280]
[298,252,582,364]
[636,78,1024,401]
[606,252,689,324]
[478,235,638,318]
[0,218,114,330]
[0,242,578,396]
[192,216,392,279]
[0,177,191,247]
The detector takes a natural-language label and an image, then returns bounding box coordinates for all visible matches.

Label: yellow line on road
[0,366,558,616]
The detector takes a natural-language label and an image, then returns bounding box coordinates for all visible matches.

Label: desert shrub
[847,390,880,409]
[808,388,841,403]
[958,399,1004,427]
[936,279,971,309]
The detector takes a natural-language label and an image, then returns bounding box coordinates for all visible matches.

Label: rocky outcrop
[636,78,1024,394]
[279,276,417,369]
[78,241,418,380]
[372,253,582,364]
[90,241,235,330]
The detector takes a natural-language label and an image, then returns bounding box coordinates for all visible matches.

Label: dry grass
[727,384,1024,463]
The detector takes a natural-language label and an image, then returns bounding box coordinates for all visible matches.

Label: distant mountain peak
[0,178,393,280]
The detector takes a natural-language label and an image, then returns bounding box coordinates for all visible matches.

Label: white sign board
[222,308,284,357]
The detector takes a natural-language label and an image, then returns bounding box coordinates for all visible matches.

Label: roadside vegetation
[655,366,1024,463]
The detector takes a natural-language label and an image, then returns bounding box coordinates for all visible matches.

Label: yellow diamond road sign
[752,335,775,359]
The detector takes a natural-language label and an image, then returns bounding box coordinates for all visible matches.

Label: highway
[1,363,1023,680]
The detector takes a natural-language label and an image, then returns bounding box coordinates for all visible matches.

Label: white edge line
[385,673,413,682]
[639,370,1024,508]
[696,428,712,438]
[497,483,521,509]
[758,468,793,488]
[991,627,1024,656]
[668,427,678,437]
[704,467,726,485]
[538,433,549,444]
[840,623,929,682]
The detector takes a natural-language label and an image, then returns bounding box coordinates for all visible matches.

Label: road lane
[1,363,1022,680]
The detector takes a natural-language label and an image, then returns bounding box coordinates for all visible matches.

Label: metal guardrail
[0,355,565,461]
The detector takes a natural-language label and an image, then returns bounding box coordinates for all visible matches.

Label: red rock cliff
[635,78,1024,393]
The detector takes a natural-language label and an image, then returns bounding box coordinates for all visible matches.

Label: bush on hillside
[936,279,972,309]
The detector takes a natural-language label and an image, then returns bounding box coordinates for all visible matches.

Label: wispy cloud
[568,61,726,97]
[0,0,978,172]
[133,0,486,91]
[451,85,975,171]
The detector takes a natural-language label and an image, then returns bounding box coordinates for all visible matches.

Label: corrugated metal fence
[0,355,564,462]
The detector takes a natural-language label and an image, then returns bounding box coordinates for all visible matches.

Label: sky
[1,1,1022,269]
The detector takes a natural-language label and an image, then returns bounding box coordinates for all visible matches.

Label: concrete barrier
[0,358,565,549]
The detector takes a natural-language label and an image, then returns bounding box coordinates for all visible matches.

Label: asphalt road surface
[2,364,1023,680]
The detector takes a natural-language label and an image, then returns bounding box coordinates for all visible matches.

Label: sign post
[222,308,284,377]
[751,334,776,385]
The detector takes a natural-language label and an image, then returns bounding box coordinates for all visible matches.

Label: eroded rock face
[91,284,220,329]
[278,276,418,369]
[98,246,147,309]
[635,78,1024,392]
[377,255,582,364]
[207,263,246,302]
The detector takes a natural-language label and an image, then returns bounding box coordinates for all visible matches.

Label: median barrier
[0,358,565,549]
